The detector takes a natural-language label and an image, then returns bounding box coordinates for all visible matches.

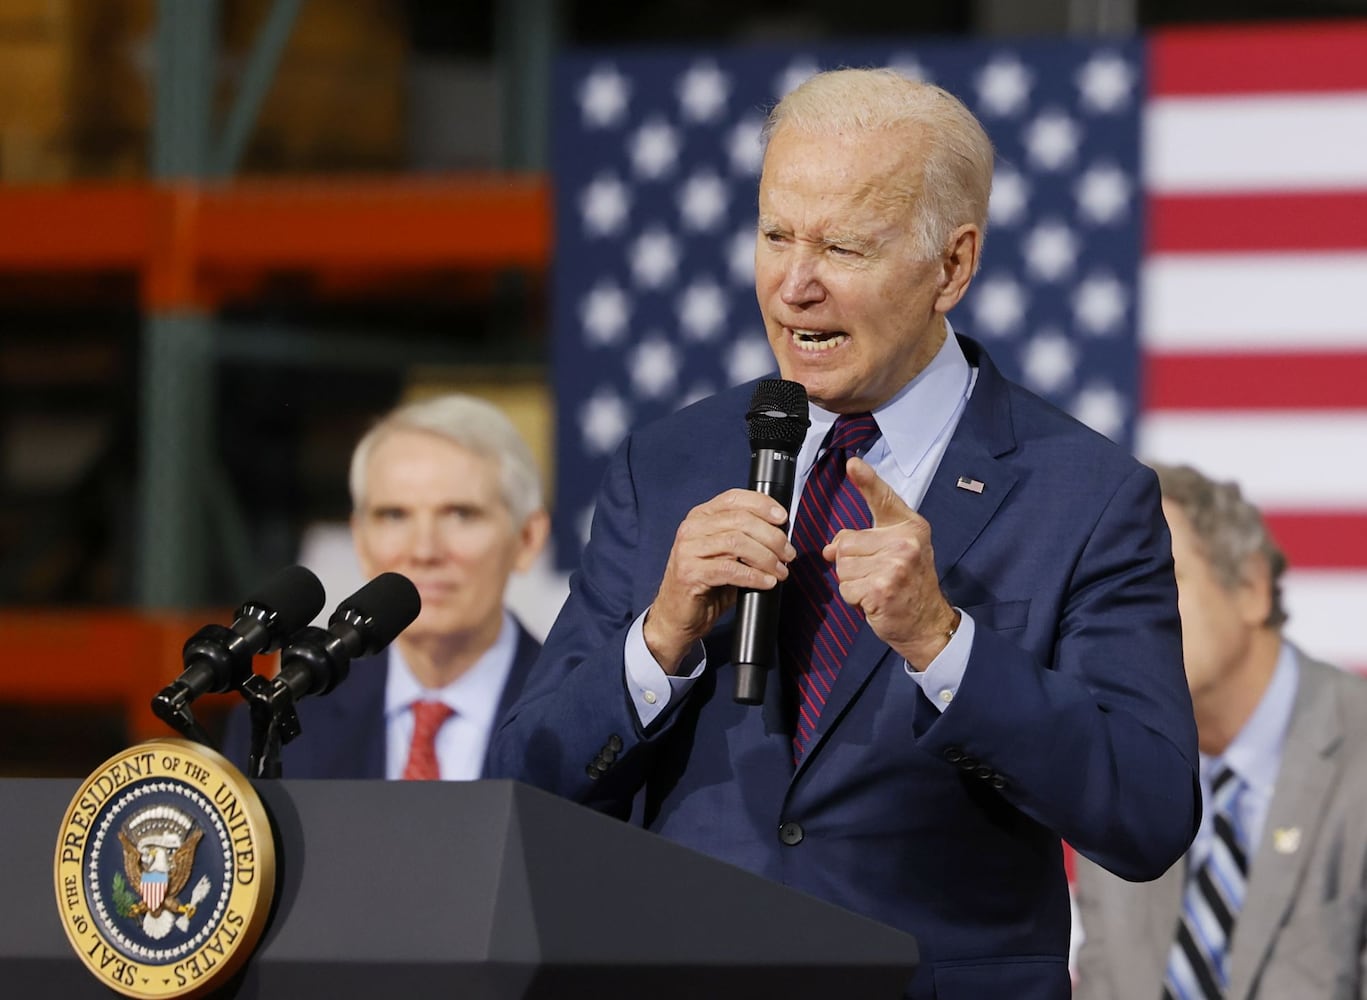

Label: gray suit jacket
[1073,648,1367,1000]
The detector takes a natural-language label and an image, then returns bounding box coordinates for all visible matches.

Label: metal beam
[215,321,546,370]
[136,314,215,608]
[139,0,220,608]
[141,0,316,607]
[495,0,559,170]
[213,0,304,177]
[152,0,218,178]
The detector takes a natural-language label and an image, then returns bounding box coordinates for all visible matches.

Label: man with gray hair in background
[225,392,549,781]
[1074,462,1367,1000]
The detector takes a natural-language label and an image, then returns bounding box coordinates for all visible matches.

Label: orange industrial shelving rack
[0,174,552,745]
[0,174,552,306]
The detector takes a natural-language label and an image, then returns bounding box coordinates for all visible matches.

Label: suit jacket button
[778,821,804,846]
[585,764,603,780]
[944,746,964,763]
[608,735,624,752]
[974,764,993,780]
[601,747,618,763]
[990,774,1007,789]
[959,755,979,771]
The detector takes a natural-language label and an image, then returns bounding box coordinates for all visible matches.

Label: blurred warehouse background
[1,0,1364,774]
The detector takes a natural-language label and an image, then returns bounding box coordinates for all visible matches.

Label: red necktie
[779,413,882,761]
[402,701,454,780]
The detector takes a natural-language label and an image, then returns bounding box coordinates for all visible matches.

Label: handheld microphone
[151,564,326,721]
[732,378,809,705]
[271,571,421,705]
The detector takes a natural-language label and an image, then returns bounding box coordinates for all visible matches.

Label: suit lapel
[919,436,1016,580]
[916,338,1018,578]
[495,625,541,725]
[1227,654,1342,1000]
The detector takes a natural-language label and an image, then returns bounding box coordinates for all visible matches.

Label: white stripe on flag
[1137,412,1367,508]
[1283,570,1367,670]
[1146,93,1367,193]
[1143,253,1367,350]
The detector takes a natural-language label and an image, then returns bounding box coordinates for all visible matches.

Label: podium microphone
[732,378,809,705]
[242,572,420,778]
[273,571,421,702]
[151,564,326,731]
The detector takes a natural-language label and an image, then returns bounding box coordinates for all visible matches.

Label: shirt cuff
[624,610,706,728]
[903,610,975,712]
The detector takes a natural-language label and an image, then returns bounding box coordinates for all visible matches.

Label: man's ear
[514,509,551,573]
[934,224,981,313]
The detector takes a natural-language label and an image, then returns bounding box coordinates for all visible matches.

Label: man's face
[352,429,540,649]
[754,123,955,413]
[1164,500,1259,700]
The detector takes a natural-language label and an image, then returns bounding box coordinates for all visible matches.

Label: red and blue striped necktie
[779,412,882,762]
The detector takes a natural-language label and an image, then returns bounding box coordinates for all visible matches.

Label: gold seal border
[53,738,276,999]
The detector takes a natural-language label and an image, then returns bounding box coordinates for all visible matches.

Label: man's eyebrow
[822,230,878,252]
[756,217,877,251]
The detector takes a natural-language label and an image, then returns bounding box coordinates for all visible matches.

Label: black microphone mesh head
[746,378,810,452]
[239,564,326,640]
[330,572,422,652]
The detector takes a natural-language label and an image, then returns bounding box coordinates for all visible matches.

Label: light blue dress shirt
[383,611,520,780]
[625,325,979,727]
[1189,641,1299,870]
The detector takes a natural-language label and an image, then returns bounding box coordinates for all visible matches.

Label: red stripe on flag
[1143,353,1367,410]
[1151,21,1367,96]
[1264,512,1367,569]
[1149,192,1367,253]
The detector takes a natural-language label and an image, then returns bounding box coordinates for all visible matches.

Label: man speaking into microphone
[488,69,1198,1000]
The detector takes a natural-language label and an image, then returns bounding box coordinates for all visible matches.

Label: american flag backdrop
[549,22,1367,673]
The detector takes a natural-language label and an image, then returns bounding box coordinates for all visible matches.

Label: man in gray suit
[1073,462,1367,999]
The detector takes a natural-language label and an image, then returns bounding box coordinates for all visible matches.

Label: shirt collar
[1204,639,1299,799]
[383,610,519,731]
[802,322,972,477]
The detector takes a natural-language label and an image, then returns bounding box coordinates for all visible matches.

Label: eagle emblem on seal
[116,805,212,940]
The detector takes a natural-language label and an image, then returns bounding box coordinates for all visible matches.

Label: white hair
[349,393,543,525]
[762,67,995,260]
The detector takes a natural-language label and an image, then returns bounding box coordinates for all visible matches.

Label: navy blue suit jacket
[488,337,1199,999]
[221,621,541,779]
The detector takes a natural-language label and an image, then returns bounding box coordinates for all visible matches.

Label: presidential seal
[53,739,275,998]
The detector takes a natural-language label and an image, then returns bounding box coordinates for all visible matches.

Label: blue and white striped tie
[1162,766,1249,1000]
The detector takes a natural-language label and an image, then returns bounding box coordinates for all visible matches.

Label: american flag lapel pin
[956,476,986,494]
